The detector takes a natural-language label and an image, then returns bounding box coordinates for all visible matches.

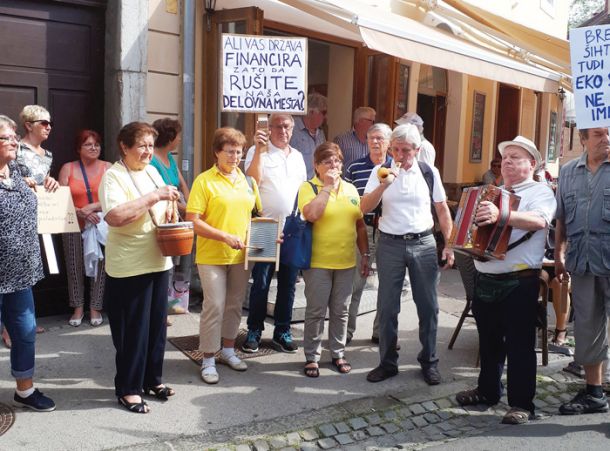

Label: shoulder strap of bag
[78,160,94,204]
[506,231,534,251]
[290,181,318,216]
[121,160,165,227]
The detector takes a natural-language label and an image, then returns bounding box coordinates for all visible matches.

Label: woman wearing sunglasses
[16,105,59,192]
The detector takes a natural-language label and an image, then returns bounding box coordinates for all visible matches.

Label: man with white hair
[361,123,454,386]
[395,112,436,166]
[455,136,556,425]
[290,93,327,179]
[334,107,376,169]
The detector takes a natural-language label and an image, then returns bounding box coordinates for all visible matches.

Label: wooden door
[354,49,399,125]
[202,7,263,170]
[416,93,446,175]
[0,0,106,316]
[495,84,521,154]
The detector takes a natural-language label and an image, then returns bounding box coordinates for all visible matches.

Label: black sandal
[456,388,491,406]
[331,357,352,374]
[551,328,568,345]
[118,396,149,414]
[304,361,319,378]
[144,385,175,400]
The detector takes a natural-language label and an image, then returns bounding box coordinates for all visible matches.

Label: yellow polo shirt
[187,166,262,265]
[298,177,363,269]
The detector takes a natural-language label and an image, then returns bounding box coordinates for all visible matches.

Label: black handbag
[280,182,317,269]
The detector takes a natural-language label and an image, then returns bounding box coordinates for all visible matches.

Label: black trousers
[105,270,169,397]
[472,274,539,414]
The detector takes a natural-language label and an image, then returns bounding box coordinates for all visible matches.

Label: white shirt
[474,179,556,274]
[364,160,446,235]
[417,138,436,166]
[245,142,307,221]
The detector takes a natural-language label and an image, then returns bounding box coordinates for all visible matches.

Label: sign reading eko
[569,24,610,129]
[221,34,308,114]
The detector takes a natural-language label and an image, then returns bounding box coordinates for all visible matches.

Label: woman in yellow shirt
[298,142,369,377]
[186,127,261,385]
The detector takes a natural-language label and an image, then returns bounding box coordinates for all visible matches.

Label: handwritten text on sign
[569,24,610,129]
[36,186,80,234]
[221,34,307,114]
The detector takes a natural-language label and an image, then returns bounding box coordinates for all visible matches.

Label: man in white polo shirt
[361,123,454,386]
[242,113,307,353]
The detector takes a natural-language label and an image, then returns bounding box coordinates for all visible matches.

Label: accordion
[449,184,520,261]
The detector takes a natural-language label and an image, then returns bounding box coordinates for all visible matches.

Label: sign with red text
[221,34,307,114]
[569,24,610,129]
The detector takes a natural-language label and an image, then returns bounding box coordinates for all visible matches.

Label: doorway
[495,84,521,155]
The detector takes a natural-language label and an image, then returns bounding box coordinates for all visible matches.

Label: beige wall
[327,44,354,140]
[464,0,569,39]
[147,0,182,125]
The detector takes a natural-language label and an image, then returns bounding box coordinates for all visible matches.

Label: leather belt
[480,269,541,280]
[380,229,433,241]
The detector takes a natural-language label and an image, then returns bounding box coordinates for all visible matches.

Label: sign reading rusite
[569,24,610,129]
[221,34,308,114]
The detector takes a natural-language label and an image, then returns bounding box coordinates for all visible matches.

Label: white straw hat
[498,135,542,170]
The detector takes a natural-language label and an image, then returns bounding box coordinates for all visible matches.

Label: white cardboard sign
[221,34,308,114]
[569,24,610,129]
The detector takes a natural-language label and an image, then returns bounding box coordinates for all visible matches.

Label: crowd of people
[1,100,609,426]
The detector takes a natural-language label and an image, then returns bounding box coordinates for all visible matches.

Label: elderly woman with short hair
[99,122,180,413]
[0,114,55,412]
[186,127,261,385]
[299,142,369,378]
[16,105,59,191]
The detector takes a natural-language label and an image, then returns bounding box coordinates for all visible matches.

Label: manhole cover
[0,402,15,436]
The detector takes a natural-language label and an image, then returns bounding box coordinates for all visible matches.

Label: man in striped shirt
[344,123,392,344]
[334,107,376,169]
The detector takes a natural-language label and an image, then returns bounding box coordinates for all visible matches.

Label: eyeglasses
[30,120,53,127]
[0,134,20,143]
[270,124,294,131]
[221,150,242,157]
[368,136,386,142]
[82,142,101,149]
[320,158,342,166]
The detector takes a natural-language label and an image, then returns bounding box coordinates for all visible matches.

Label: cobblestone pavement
[118,369,584,451]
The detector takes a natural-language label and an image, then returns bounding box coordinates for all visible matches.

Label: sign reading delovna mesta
[569,24,610,129]
[221,34,308,114]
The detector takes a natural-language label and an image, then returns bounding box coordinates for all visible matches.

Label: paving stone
[253,440,270,451]
[317,437,337,449]
[411,416,429,428]
[437,422,455,432]
[397,407,412,418]
[300,429,319,441]
[236,445,252,451]
[349,417,368,430]
[383,410,398,421]
[422,401,438,411]
[545,395,561,404]
[286,432,301,446]
[333,422,350,434]
[318,424,338,438]
[422,424,442,436]
[367,426,385,437]
[351,430,368,441]
[545,384,560,393]
[399,419,415,430]
[409,403,426,415]
[381,422,400,434]
[533,399,548,408]
[279,448,297,451]
[390,431,411,443]
[444,406,469,416]
[365,413,383,425]
[434,398,453,409]
[559,393,573,402]
[334,433,354,445]
[437,410,453,420]
[300,443,318,451]
[218,447,232,451]
[450,417,469,427]
[443,429,462,438]
[423,413,441,424]
[270,436,288,449]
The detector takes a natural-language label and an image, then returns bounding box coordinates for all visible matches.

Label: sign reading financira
[221,34,308,114]
[569,24,610,129]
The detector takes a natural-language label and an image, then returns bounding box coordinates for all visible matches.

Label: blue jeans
[376,233,440,371]
[247,262,298,337]
[0,288,37,379]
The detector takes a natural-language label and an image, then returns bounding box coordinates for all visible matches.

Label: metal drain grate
[0,402,15,436]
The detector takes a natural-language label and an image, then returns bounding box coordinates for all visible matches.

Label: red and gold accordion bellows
[449,184,520,261]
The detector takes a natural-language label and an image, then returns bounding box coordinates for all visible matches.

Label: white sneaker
[217,353,248,371]
[200,364,219,384]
